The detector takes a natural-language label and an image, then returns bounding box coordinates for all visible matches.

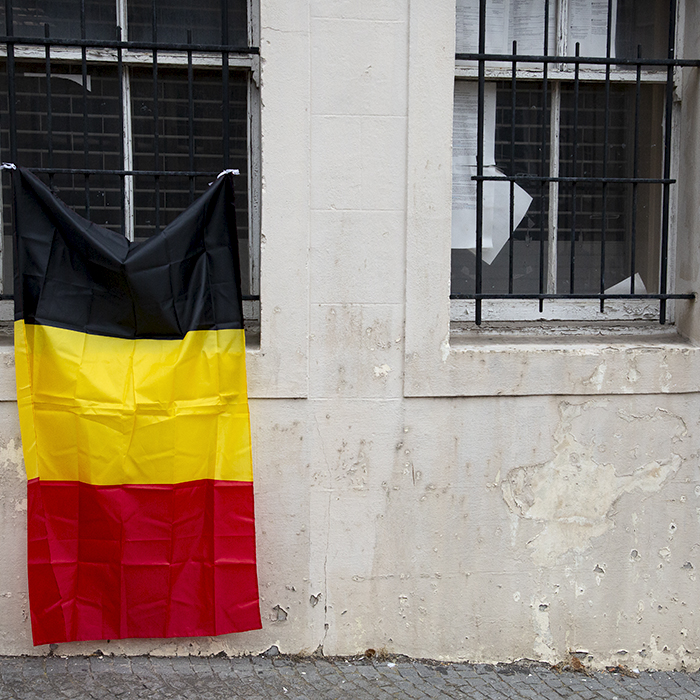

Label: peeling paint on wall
[531,596,556,663]
[501,402,686,565]
[0,438,25,483]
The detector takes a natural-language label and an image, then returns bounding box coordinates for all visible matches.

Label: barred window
[0,0,259,314]
[451,0,692,325]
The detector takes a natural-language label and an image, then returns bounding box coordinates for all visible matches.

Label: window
[404,0,700,398]
[451,0,692,325]
[0,0,260,316]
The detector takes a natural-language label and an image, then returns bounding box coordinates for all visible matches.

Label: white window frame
[403,0,700,398]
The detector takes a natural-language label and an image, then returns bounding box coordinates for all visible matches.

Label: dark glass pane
[558,83,664,292]
[0,0,116,41]
[450,80,664,298]
[615,0,671,60]
[127,0,247,46]
[565,0,672,59]
[130,66,250,293]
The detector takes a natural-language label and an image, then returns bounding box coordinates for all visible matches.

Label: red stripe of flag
[27,479,261,645]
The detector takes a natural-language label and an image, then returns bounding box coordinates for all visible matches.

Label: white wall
[0,0,697,670]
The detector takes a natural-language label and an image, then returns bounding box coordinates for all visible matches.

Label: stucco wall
[0,0,697,670]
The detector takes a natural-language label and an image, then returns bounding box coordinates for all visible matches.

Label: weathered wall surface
[0,0,697,671]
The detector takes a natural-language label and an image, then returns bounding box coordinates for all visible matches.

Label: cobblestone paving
[0,654,698,699]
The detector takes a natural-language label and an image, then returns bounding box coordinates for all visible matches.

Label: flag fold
[13,168,261,645]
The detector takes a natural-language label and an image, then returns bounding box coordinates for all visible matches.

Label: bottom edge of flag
[27,478,261,645]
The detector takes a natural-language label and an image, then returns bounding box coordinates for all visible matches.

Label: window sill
[404,322,700,397]
[450,320,685,345]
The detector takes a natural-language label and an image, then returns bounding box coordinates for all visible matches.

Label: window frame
[403,0,700,398]
[0,0,261,313]
[0,0,312,400]
[450,0,692,326]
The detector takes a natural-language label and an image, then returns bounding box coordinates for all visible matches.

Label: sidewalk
[0,653,698,699]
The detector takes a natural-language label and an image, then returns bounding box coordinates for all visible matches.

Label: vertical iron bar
[222,0,230,170]
[4,0,16,164]
[44,23,53,191]
[475,0,486,325]
[631,45,641,294]
[187,29,194,203]
[508,40,517,295]
[117,0,134,241]
[538,0,549,313]
[569,42,580,294]
[4,0,16,294]
[152,0,160,233]
[659,0,677,324]
[599,0,613,312]
[117,25,125,238]
[547,83,561,294]
[81,0,90,217]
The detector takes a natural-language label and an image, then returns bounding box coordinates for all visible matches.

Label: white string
[0,163,16,170]
[209,168,240,185]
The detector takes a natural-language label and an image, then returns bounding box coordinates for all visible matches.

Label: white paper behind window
[451,82,533,264]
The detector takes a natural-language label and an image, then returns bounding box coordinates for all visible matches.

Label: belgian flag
[13,168,261,645]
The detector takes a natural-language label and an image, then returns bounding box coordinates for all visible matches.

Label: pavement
[0,652,698,699]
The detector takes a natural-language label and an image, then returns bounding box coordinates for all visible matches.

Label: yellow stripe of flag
[15,320,253,485]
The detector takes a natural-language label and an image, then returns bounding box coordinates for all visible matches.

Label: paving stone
[459,689,487,700]
[0,656,698,699]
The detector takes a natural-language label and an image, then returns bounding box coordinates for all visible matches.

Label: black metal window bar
[0,0,259,306]
[451,0,696,325]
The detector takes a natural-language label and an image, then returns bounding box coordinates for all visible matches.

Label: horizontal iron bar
[25,168,231,177]
[0,35,258,54]
[456,52,700,67]
[450,293,695,300]
[0,294,261,301]
[473,175,676,184]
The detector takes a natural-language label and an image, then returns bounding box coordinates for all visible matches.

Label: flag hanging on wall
[13,168,261,645]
